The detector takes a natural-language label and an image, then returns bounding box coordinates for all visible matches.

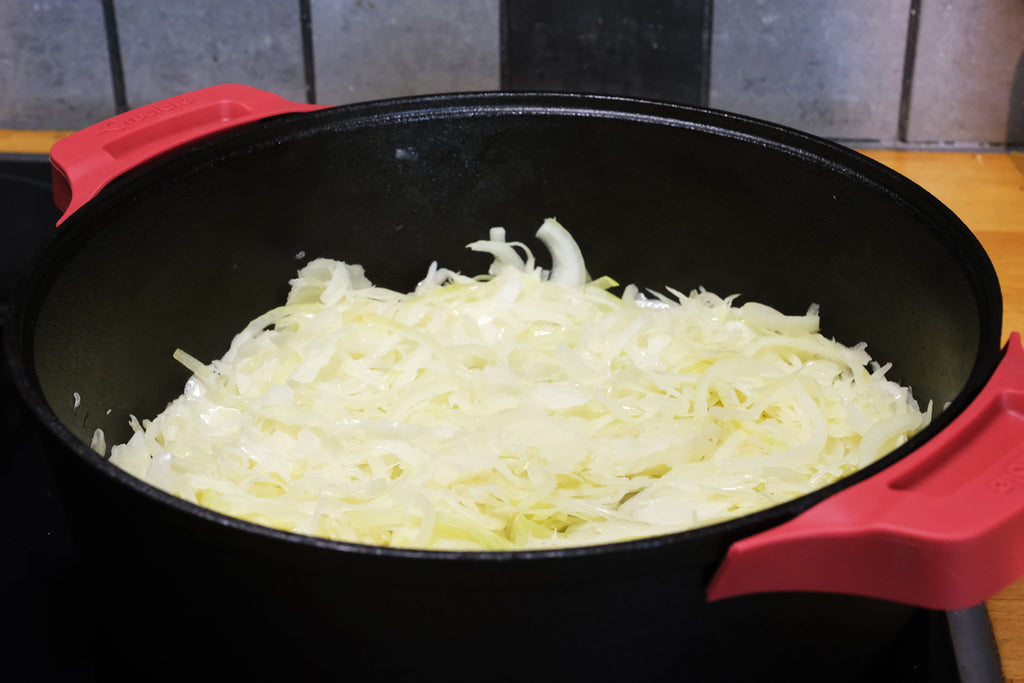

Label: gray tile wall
[311,0,500,105]
[0,0,1021,147]
[115,0,308,108]
[906,0,1024,145]
[708,0,911,143]
[0,0,115,129]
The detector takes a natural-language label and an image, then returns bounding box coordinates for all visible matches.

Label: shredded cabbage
[107,218,930,550]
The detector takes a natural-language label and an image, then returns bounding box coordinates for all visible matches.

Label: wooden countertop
[858,149,1024,683]
[3,131,1023,679]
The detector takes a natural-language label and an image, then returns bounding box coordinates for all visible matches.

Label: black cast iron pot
[6,85,1024,682]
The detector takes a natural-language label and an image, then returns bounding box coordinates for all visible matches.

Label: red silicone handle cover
[50,84,330,225]
[707,332,1024,610]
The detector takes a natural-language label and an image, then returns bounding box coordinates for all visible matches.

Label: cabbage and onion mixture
[108,218,929,551]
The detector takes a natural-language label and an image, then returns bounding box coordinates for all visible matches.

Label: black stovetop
[0,154,1003,682]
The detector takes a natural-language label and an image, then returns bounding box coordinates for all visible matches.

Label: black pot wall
[7,93,1003,681]
[43,428,913,682]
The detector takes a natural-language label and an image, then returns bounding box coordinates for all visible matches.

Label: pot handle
[707,331,1024,610]
[50,84,330,225]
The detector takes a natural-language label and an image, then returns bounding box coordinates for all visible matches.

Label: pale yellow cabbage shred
[108,218,930,551]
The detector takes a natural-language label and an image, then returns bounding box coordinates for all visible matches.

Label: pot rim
[2,89,1005,565]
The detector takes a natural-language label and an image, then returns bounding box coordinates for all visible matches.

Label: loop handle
[51,84,329,224]
[708,332,1024,610]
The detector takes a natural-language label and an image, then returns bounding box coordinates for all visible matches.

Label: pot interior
[24,92,1001,528]
[10,92,1004,682]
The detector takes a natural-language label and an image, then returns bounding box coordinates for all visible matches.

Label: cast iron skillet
[6,85,1024,682]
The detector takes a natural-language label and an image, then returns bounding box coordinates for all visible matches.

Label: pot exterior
[8,93,1000,681]
[41,430,912,682]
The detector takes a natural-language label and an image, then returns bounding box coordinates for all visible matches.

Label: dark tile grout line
[897,0,923,144]
[299,0,317,104]
[497,0,509,88]
[101,0,128,114]
[699,0,714,108]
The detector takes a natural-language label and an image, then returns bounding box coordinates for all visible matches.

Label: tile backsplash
[1,0,1021,147]
[906,0,1024,145]
[709,0,911,143]
[0,0,115,130]
[115,0,309,107]
[312,0,500,105]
